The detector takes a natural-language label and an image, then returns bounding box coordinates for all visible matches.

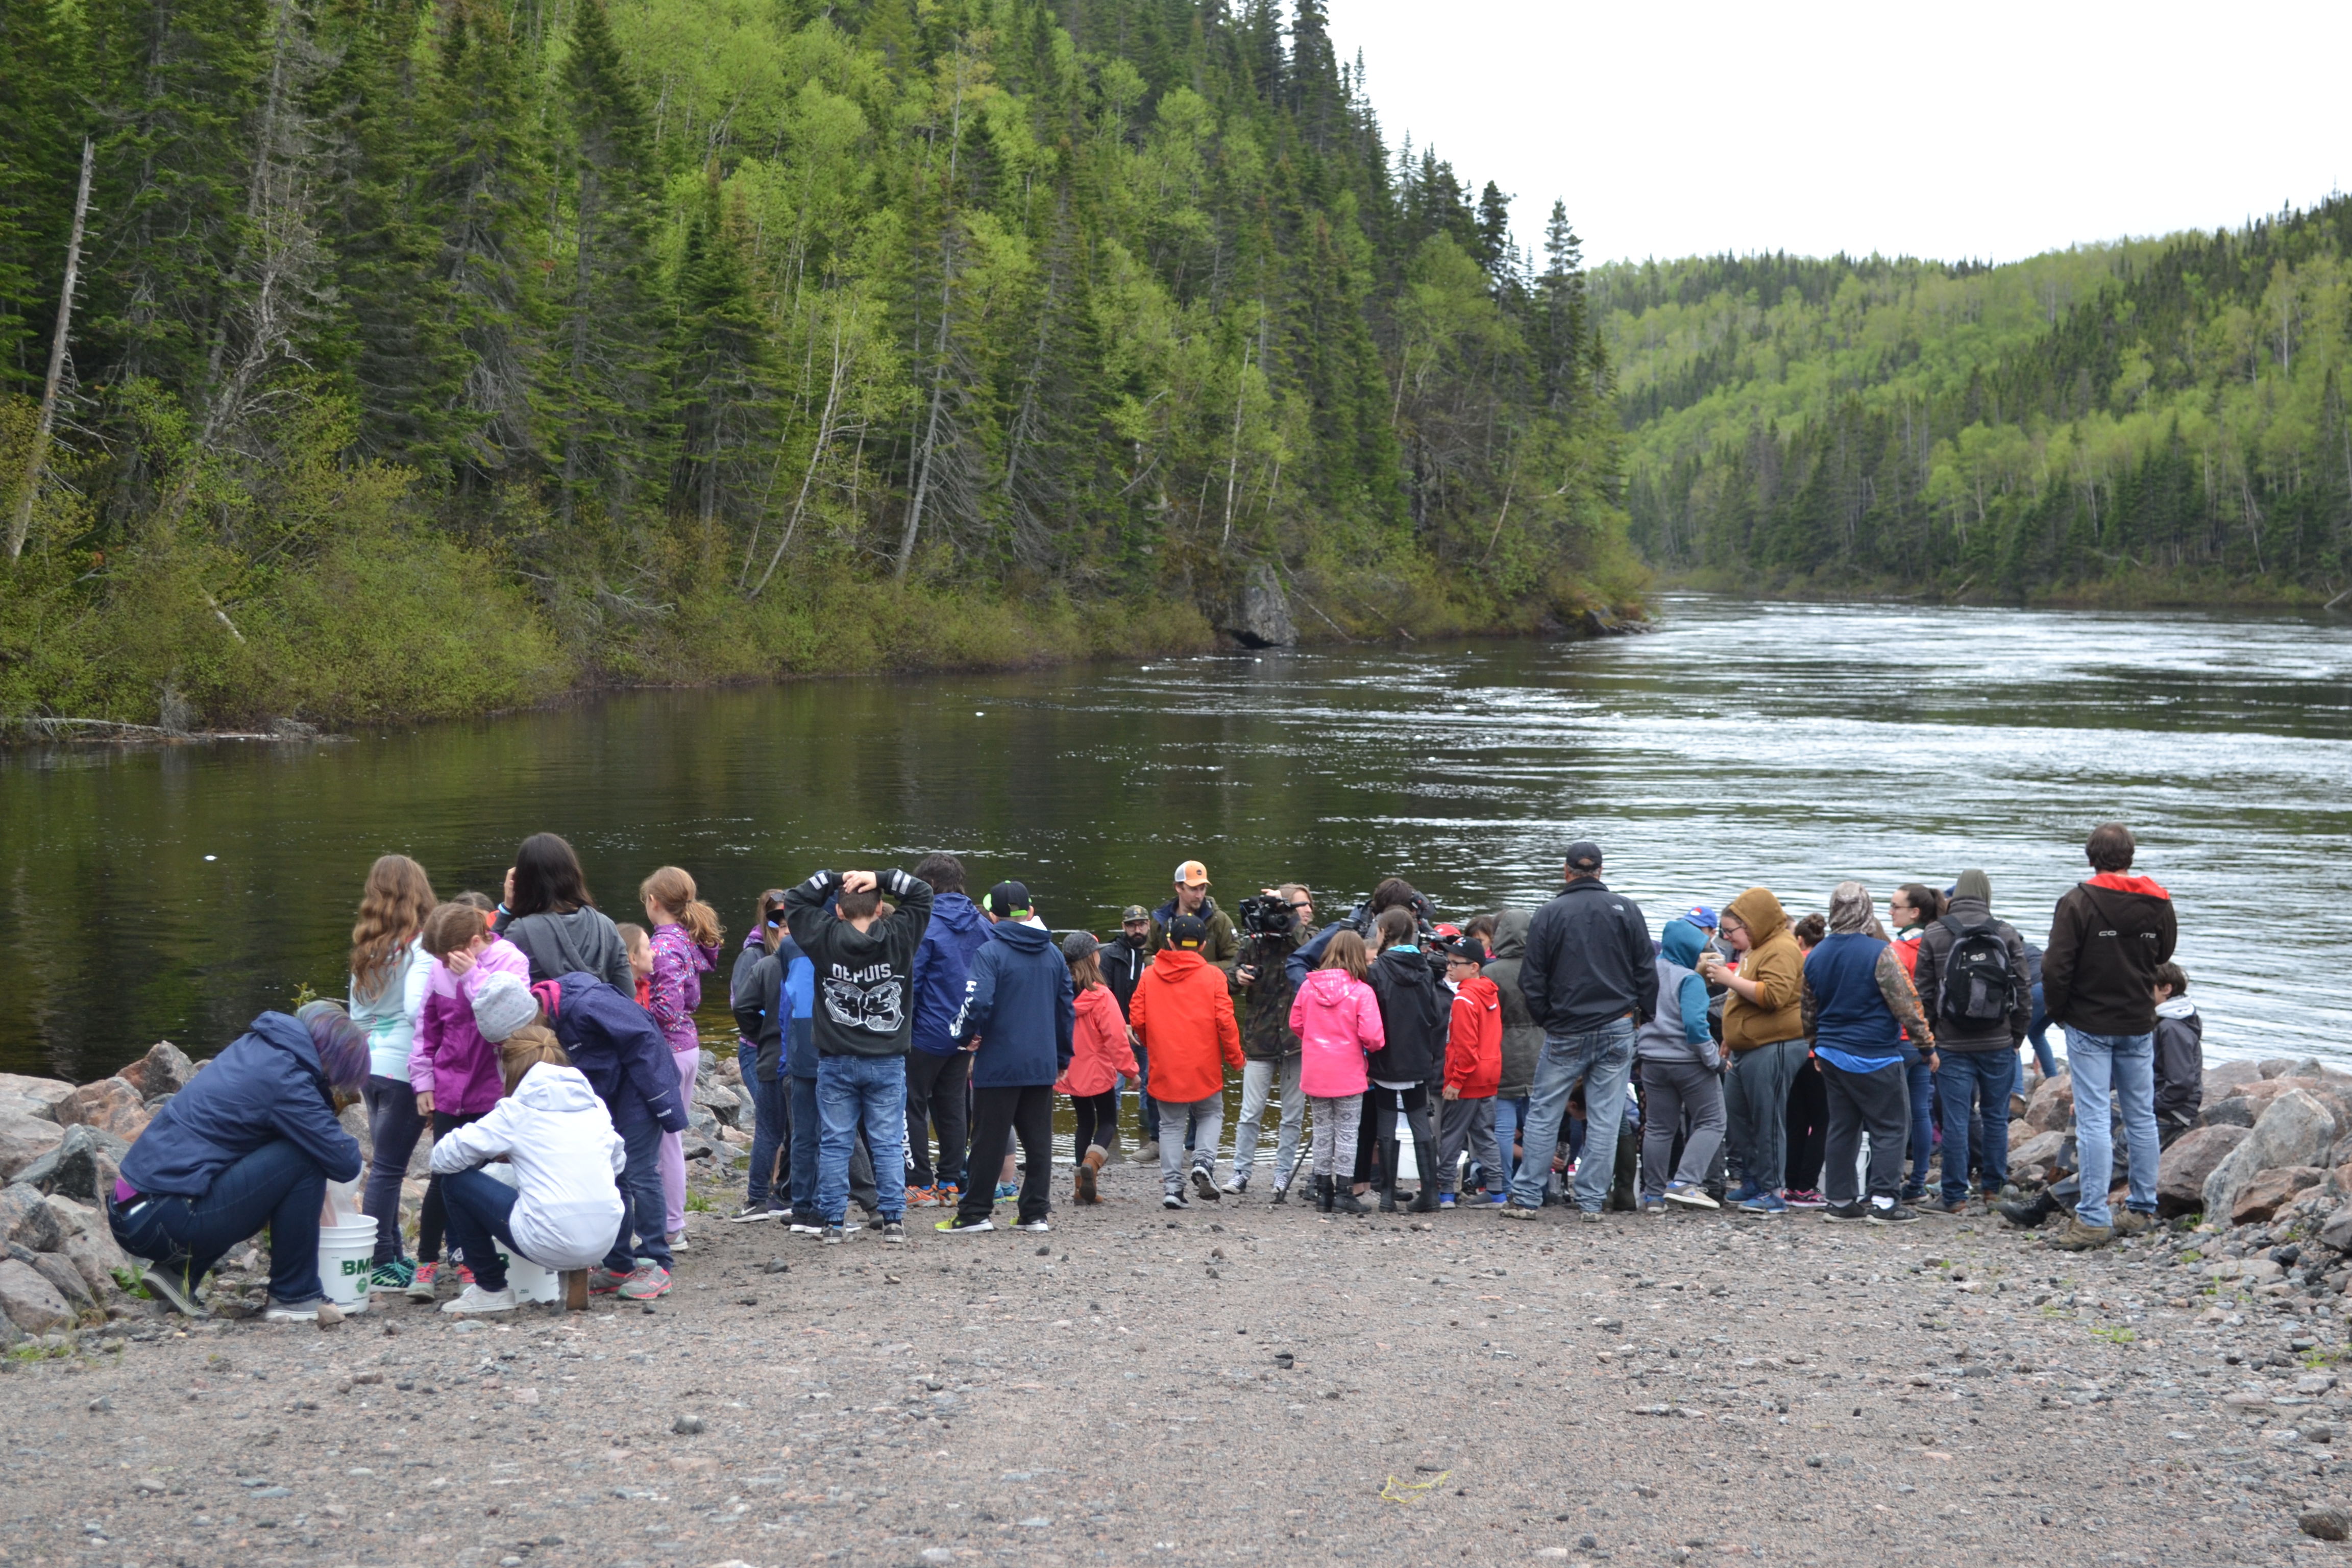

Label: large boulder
[21,1251,93,1312]
[58,1077,148,1142]
[0,1259,71,1333]
[1224,562,1299,649]
[2262,1057,2328,1081]
[0,1076,77,1122]
[114,1042,195,1104]
[2320,1202,2352,1253]
[41,1194,127,1298]
[2201,1097,2257,1130]
[2206,1060,2266,1100]
[0,1112,65,1182]
[13,1125,126,1204]
[2008,1129,2067,1170]
[2160,1124,2251,1217]
[0,1185,62,1253]
[693,1081,742,1130]
[2233,1167,2326,1226]
[2206,1089,2339,1222]
[2023,1072,2073,1132]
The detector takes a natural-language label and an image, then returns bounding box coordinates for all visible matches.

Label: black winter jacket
[783,870,935,1058]
[1365,947,1447,1085]
[1099,935,1150,1021]
[1520,879,1659,1036]
[2042,874,2177,1037]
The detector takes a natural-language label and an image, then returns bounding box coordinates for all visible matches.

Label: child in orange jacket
[1437,938,1504,1208]
[1129,913,1243,1209]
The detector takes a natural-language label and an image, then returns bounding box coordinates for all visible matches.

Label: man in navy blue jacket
[906,853,989,1206]
[938,881,1074,1235]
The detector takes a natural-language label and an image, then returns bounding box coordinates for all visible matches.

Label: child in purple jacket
[641,867,723,1246]
[406,897,530,1300]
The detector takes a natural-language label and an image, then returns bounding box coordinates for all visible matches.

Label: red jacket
[1056,983,1140,1097]
[1443,975,1502,1097]
[1130,949,1241,1103]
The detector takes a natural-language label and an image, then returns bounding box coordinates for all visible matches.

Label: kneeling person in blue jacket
[938,881,1074,1234]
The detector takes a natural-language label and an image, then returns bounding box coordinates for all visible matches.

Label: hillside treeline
[0,0,1639,726]
[1601,202,2352,603]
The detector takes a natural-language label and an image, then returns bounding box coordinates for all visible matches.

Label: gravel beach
[21,1157,2351,1568]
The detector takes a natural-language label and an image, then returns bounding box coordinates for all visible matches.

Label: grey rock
[0,1076,78,1122]
[2301,1507,2351,1541]
[14,1124,129,1203]
[0,1184,62,1253]
[339,1100,373,1158]
[0,1111,64,1182]
[691,1082,741,1130]
[1224,563,1297,649]
[2262,1057,2326,1081]
[42,1193,129,1298]
[2159,1124,2251,1217]
[2206,1089,2337,1223]
[673,1413,705,1435]
[2198,1097,2256,1130]
[26,1252,92,1311]
[116,1041,195,1104]
[0,1259,72,1333]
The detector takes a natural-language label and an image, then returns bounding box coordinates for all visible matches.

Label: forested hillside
[1600,202,2352,603]
[0,0,1637,727]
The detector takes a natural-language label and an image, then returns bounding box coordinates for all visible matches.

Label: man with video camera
[1286,877,1434,987]
[1223,884,1317,1201]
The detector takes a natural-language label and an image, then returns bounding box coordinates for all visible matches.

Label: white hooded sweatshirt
[430,1062,626,1270]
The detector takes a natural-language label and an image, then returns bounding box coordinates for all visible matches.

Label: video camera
[1236,894,1297,940]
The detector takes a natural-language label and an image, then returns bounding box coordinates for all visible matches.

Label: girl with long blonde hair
[641,866,724,1248]
[346,853,438,1291]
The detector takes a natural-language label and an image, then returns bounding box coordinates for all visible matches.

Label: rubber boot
[1378,1141,1401,1213]
[1331,1177,1368,1215]
[1316,1175,1336,1214]
[1410,1183,1439,1214]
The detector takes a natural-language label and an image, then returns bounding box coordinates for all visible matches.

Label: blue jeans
[1935,1050,2017,1201]
[2067,1028,2159,1228]
[1508,1019,1635,1213]
[1492,1096,1530,1193]
[439,1168,523,1292]
[817,1054,906,1224]
[108,1139,328,1304]
[603,1115,672,1272]
[2026,985,2057,1077]
[1904,1059,1935,1195]
[739,1043,790,1209]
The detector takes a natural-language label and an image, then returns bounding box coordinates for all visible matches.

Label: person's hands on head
[445,930,491,979]
[503,867,516,906]
[840,870,878,895]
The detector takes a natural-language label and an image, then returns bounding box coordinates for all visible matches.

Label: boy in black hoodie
[783,868,934,1244]
[2152,962,2202,1147]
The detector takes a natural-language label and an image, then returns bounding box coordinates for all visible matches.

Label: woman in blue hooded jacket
[936,885,1074,1235]
[110,1001,369,1321]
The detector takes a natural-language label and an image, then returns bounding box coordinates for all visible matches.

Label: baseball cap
[1120,904,1151,924]
[1563,840,1604,873]
[1062,930,1100,962]
[1168,913,1209,949]
[983,880,1032,917]
[1172,860,1210,888]
[1442,937,1489,965]
[1683,903,1719,929]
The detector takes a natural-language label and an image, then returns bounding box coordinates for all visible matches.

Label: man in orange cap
[1146,860,1239,976]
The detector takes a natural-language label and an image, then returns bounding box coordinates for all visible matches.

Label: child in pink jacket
[1288,930,1385,1215]
[640,868,723,1243]
[408,897,530,1297]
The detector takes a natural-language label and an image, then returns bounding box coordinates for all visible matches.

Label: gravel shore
[21,1158,2351,1568]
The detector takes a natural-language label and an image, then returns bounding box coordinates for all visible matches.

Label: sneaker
[727,1202,785,1223]
[1014,1218,1051,1233]
[1221,1175,1248,1196]
[822,1225,844,1246]
[366,1258,416,1292]
[1870,1204,1922,1226]
[1496,1202,1539,1221]
[1576,1209,1604,1223]
[440,1283,517,1315]
[1162,1191,1188,1210]
[2051,1217,2113,1252]
[1438,1194,1457,1209]
[936,1216,994,1233]
[1488,1192,1508,1207]
[993,1182,1019,1204]
[455,1264,476,1286]
[788,1216,825,1236]
[1662,1181,1720,1211]
[1725,1182,1763,1206]
[262,1296,323,1322]
[406,1261,441,1302]
[586,1265,632,1294]
[1780,1188,1828,1210]
[141,1259,209,1317]
[1737,1192,1787,1215]
[1924,1195,1970,1216]
[1823,1201,1870,1221]
[838,1219,865,1235]
[881,1221,905,1244]
[667,1230,690,1253]
[1192,1168,1222,1203]
[904,1186,936,1209]
[1636,1196,1664,1215]
[618,1262,672,1299]
[935,1184,964,1211]
[2112,1210,2157,1237]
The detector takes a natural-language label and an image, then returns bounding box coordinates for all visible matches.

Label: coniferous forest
[0,0,1637,726]
[1600,200,2352,603]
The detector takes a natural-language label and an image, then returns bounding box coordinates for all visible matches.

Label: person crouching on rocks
[109,1001,370,1321]
[429,1025,627,1315]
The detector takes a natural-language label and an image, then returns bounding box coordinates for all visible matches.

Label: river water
[3,594,2347,1081]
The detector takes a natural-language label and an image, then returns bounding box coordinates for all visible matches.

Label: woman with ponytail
[641,866,723,1247]
[347,854,437,1289]
[109,1001,369,1321]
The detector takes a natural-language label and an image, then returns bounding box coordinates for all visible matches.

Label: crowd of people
[98,823,2197,1321]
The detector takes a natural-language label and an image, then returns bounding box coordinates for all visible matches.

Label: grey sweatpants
[1437,1096,1501,1195]
[1639,1056,1726,1198]
[1724,1038,1806,1194]
[1822,1060,1909,1206]
[1159,1095,1224,1194]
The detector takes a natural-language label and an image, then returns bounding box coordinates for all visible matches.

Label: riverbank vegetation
[1601,200,2352,604]
[0,0,1639,727]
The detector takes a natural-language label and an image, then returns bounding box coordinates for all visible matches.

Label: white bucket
[475,1163,557,1302]
[1394,1113,1420,1182]
[317,1221,377,1312]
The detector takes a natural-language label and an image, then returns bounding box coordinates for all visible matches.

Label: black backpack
[1936,916,2014,1027]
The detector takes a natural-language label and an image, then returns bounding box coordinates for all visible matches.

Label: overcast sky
[1324,0,2349,267]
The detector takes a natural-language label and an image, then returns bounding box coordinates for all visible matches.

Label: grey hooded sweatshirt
[1482,910,1543,1101]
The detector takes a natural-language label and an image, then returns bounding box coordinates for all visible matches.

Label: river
[3,594,2347,1081]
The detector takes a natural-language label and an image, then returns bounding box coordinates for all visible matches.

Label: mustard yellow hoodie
[1722,887,1804,1050]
